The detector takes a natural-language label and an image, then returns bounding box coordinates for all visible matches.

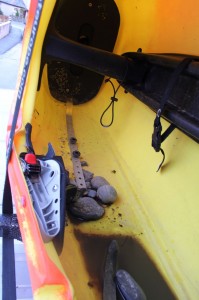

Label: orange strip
[9,148,73,299]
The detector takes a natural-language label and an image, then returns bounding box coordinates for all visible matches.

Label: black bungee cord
[100,78,121,128]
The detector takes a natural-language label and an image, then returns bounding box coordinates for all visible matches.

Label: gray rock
[81,161,88,167]
[97,185,117,204]
[91,176,110,189]
[115,269,147,300]
[87,189,97,198]
[86,181,92,189]
[83,169,94,181]
[69,197,104,220]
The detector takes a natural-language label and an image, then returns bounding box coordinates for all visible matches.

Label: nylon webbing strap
[152,57,192,170]
[1,2,44,299]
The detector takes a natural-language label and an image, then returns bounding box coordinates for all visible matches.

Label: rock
[86,181,92,189]
[66,184,78,203]
[69,197,105,220]
[83,169,94,181]
[115,269,147,300]
[87,189,97,198]
[91,176,110,189]
[81,161,88,167]
[97,185,117,204]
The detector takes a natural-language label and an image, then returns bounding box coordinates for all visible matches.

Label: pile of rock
[67,170,117,221]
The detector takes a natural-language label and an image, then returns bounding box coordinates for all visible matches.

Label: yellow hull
[8,0,199,299]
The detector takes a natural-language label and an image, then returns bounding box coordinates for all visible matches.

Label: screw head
[53,184,58,191]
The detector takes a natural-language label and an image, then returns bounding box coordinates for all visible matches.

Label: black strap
[152,58,192,170]
[158,58,192,115]
[1,2,44,299]
[2,173,16,300]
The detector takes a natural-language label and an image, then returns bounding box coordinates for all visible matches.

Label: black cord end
[156,148,165,172]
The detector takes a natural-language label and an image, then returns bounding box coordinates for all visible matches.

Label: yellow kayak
[4,0,199,299]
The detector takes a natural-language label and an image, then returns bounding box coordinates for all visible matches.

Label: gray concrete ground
[0,21,24,54]
[0,27,22,55]
[0,41,22,196]
[0,21,24,89]
[0,43,22,89]
[0,89,14,200]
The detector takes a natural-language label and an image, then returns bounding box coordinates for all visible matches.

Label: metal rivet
[53,185,58,191]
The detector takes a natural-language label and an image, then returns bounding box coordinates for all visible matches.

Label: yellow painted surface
[13,0,199,299]
[34,285,71,300]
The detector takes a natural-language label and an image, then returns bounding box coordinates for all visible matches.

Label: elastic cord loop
[100,78,120,127]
